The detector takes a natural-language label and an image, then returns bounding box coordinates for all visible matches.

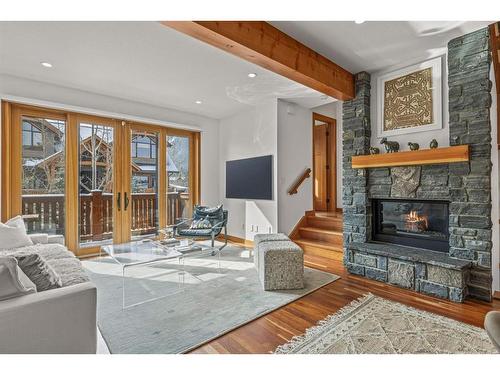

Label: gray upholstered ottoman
[257,240,304,291]
[253,233,290,270]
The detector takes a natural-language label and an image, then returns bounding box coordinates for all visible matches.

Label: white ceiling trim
[0,94,203,132]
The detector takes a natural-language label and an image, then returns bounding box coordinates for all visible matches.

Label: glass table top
[101,240,185,266]
[101,239,213,266]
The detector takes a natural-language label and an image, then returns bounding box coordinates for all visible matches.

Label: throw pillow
[194,205,224,226]
[14,253,62,291]
[190,219,202,229]
[0,256,37,301]
[198,217,212,229]
[0,216,34,250]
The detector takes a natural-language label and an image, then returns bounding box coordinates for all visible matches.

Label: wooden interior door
[313,122,328,211]
[312,113,337,212]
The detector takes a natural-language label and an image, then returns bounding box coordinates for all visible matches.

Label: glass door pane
[78,122,115,247]
[130,130,159,239]
[21,116,66,235]
[167,134,190,224]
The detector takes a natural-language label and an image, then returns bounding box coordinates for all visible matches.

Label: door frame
[312,112,337,212]
[1,100,201,256]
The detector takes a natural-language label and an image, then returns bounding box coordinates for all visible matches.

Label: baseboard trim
[218,234,254,247]
[494,291,500,300]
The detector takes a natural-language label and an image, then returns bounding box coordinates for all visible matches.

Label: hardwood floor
[190,252,500,354]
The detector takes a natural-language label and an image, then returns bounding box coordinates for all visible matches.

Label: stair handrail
[288,168,312,195]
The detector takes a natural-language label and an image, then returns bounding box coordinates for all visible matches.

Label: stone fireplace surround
[342,28,493,302]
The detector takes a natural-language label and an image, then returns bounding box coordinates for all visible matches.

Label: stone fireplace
[342,28,493,302]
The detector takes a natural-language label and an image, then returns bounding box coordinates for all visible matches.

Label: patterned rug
[275,294,497,354]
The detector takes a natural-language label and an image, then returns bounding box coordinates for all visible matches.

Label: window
[22,121,43,147]
[132,136,156,159]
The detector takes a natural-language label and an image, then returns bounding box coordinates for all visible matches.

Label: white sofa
[0,235,97,354]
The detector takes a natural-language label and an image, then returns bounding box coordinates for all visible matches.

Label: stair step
[306,216,342,231]
[294,238,343,261]
[298,226,342,244]
[294,238,343,251]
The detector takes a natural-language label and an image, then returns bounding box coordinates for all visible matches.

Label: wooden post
[91,190,104,241]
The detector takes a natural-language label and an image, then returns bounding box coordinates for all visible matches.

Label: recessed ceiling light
[354,20,365,24]
[41,62,53,68]
[248,73,257,78]
[195,100,202,104]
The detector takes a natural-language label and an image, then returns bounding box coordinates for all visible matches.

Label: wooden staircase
[290,211,344,261]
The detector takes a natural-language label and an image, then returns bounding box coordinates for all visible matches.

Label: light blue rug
[84,245,339,353]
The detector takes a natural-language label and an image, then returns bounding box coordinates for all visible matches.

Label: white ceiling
[0,21,492,120]
[0,22,331,120]
[271,21,491,73]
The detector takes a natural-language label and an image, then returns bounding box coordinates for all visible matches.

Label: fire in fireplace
[372,198,449,252]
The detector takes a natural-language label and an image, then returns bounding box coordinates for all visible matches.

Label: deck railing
[21,191,189,242]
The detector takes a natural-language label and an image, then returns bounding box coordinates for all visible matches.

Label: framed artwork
[377,56,442,137]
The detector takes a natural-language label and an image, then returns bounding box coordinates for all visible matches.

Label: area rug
[275,293,497,354]
[84,245,339,354]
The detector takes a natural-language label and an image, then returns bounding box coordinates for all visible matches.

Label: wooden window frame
[1,100,201,257]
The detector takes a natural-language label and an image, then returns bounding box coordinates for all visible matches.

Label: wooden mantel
[351,145,470,169]
[161,21,355,101]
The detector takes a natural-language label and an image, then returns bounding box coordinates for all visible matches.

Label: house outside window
[22,121,43,148]
[132,135,156,159]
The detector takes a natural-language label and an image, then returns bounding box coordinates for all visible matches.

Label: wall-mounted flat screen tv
[226,155,273,200]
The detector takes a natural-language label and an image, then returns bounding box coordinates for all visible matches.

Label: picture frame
[376,56,443,138]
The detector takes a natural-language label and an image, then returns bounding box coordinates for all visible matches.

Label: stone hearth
[342,28,493,302]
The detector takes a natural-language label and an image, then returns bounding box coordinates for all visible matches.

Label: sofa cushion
[45,257,90,287]
[35,244,76,261]
[14,253,62,291]
[0,256,37,301]
[0,243,89,288]
[0,216,33,250]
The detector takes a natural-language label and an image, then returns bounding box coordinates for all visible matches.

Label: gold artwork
[383,67,433,131]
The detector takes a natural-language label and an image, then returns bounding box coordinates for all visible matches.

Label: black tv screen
[226,155,273,200]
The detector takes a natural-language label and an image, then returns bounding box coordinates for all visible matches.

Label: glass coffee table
[101,239,221,309]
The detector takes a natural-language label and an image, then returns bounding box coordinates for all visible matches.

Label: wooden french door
[1,101,200,256]
[312,113,337,212]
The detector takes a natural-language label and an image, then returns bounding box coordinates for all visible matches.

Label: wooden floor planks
[190,253,500,354]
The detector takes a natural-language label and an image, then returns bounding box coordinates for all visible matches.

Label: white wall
[277,100,313,234]
[370,55,450,151]
[311,101,344,208]
[218,99,278,240]
[0,74,220,207]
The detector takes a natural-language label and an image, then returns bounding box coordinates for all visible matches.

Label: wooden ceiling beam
[161,21,355,101]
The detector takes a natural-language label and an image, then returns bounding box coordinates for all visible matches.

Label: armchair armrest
[0,282,97,354]
[211,220,226,230]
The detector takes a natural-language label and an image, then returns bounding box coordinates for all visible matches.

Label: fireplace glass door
[372,199,449,252]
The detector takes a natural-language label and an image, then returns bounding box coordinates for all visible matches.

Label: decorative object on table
[159,226,174,240]
[172,204,228,255]
[369,146,380,155]
[430,138,438,149]
[380,137,399,153]
[408,142,420,151]
[159,238,181,247]
[274,294,496,354]
[376,56,442,138]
